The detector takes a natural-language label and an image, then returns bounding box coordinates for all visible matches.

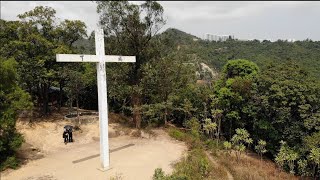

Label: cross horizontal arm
[57,54,98,62]
[56,54,136,63]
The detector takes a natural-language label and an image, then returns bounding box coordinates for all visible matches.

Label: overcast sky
[1,1,320,41]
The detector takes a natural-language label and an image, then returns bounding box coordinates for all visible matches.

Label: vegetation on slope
[160,28,320,79]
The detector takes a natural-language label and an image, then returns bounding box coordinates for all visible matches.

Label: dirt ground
[1,110,187,180]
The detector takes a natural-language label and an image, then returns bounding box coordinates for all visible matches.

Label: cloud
[1,1,99,35]
[160,2,259,21]
[1,1,320,40]
[159,1,319,21]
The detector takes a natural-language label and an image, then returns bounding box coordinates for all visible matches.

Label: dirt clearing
[1,111,187,180]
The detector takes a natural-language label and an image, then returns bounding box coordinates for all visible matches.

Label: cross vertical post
[95,29,109,169]
[56,28,135,170]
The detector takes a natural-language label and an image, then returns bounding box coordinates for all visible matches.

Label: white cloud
[1,1,320,40]
[1,1,99,35]
[159,1,320,21]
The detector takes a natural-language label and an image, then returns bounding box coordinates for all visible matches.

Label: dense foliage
[159,28,320,177]
[0,57,32,170]
[161,28,320,79]
[96,0,166,128]
[0,6,89,169]
[0,6,88,115]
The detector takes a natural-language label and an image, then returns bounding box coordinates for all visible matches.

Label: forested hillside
[159,28,320,78]
[72,27,320,179]
[156,28,320,178]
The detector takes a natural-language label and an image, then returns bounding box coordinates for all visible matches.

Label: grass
[168,127,186,141]
[167,126,300,180]
[171,148,214,179]
[210,150,299,180]
[153,148,228,180]
[157,127,228,180]
[109,173,123,180]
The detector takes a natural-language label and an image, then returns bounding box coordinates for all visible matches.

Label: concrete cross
[56,28,135,170]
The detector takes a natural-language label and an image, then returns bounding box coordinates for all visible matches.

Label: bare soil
[1,109,187,180]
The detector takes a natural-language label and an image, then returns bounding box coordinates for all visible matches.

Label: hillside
[158,28,320,78]
[73,27,320,79]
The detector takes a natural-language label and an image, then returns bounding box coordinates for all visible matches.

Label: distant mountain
[159,28,201,43]
[158,28,320,78]
[73,28,320,79]
[73,36,95,54]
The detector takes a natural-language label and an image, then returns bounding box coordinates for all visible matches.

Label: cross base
[96,166,113,172]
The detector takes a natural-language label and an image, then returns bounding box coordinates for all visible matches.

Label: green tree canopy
[96,0,166,128]
[0,57,32,170]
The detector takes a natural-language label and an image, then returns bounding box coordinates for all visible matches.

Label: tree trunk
[132,93,142,129]
[129,52,144,129]
[121,98,126,115]
[164,105,168,125]
[204,102,207,119]
[229,119,232,140]
[69,97,73,115]
[37,84,41,109]
[313,164,317,179]
[42,83,49,115]
[58,80,63,111]
[76,95,80,125]
[217,118,221,141]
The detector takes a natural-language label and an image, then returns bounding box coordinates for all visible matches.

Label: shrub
[171,148,213,180]
[183,117,200,139]
[153,168,166,180]
[297,159,311,177]
[205,139,224,152]
[231,128,252,161]
[255,139,267,162]
[223,141,232,156]
[0,156,20,170]
[275,141,299,174]
[168,127,203,149]
[168,128,186,141]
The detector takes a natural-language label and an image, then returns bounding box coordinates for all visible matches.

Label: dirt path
[205,151,234,180]
[2,117,187,180]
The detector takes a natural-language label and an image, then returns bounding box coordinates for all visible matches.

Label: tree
[297,159,310,177]
[275,141,299,174]
[210,107,223,142]
[308,148,320,178]
[275,146,286,173]
[212,59,259,139]
[231,128,253,161]
[56,19,87,47]
[0,57,32,170]
[223,141,232,156]
[249,61,320,155]
[64,69,85,125]
[1,6,87,115]
[255,139,267,162]
[222,59,259,79]
[140,52,196,125]
[96,0,166,128]
[287,150,299,174]
[184,117,201,140]
[202,118,217,139]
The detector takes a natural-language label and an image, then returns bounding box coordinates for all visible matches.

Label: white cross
[56,29,135,170]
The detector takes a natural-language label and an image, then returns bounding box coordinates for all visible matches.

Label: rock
[119,131,125,136]
[140,131,150,139]
[130,130,141,137]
